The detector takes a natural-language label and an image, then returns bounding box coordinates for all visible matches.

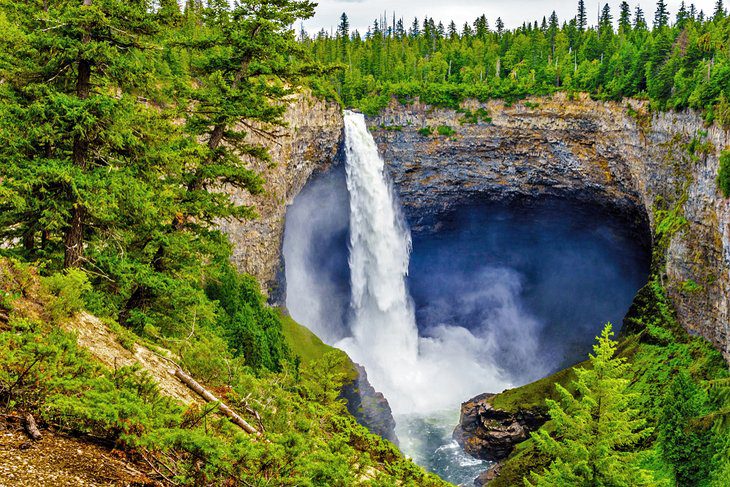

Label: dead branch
[174,369,260,436]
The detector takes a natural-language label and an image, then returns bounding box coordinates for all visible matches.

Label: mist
[283,153,649,414]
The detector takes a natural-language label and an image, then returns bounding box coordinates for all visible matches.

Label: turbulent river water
[283,111,650,484]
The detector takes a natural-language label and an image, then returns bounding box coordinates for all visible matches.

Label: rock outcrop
[368,94,730,362]
[340,364,399,445]
[453,393,547,463]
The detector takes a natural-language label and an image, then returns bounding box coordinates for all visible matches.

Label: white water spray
[337,111,511,413]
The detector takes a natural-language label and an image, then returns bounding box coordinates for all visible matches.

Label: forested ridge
[306,0,730,122]
[0,0,729,486]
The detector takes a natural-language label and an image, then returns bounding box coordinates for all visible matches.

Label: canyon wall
[217,93,343,295]
[220,91,729,363]
[368,94,730,362]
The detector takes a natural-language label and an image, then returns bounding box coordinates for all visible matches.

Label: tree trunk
[63,2,93,269]
[174,369,260,436]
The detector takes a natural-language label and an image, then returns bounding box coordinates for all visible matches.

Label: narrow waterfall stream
[283,111,650,484]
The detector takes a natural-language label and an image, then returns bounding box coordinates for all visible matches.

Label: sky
[302,0,720,35]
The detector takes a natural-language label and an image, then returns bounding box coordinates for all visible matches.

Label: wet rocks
[368,94,730,362]
[453,393,547,463]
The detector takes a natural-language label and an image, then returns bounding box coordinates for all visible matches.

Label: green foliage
[436,125,457,136]
[526,324,656,486]
[459,107,493,124]
[658,371,713,485]
[0,260,447,485]
[205,264,290,372]
[718,149,730,197]
[43,269,92,321]
[417,126,435,136]
[304,9,730,117]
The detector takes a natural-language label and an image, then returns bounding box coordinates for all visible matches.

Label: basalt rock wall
[218,93,343,297]
[368,93,730,361]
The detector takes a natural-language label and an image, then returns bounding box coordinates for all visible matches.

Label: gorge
[222,93,730,484]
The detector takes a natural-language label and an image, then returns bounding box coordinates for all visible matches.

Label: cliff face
[218,93,343,295]
[368,94,730,362]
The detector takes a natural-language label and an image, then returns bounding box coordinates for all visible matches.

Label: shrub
[417,126,433,136]
[718,150,730,197]
[436,125,456,136]
[43,269,92,321]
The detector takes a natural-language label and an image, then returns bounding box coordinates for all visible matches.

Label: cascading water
[336,111,509,414]
[283,111,650,484]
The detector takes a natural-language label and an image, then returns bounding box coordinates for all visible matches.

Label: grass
[278,309,357,381]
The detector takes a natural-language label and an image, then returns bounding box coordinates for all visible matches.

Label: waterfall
[337,111,510,413]
[336,111,419,406]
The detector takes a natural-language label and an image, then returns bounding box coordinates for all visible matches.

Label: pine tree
[654,0,670,29]
[714,0,726,20]
[677,1,690,28]
[635,5,648,29]
[619,1,632,33]
[599,4,613,33]
[577,0,588,31]
[525,324,655,487]
[496,17,505,36]
[659,372,713,486]
[337,12,349,62]
[0,0,161,268]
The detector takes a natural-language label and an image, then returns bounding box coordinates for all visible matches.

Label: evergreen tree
[677,1,690,28]
[659,372,713,486]
[619,1,632,33]
[525,325,655,487]
[635,5,648,29]
[654,0,670,28]
[496,17,505,36]
[0,0,160,269]
[714,0,726,20]
[337,12,349,62]
[577,0,588,31]
[599,4,613,33]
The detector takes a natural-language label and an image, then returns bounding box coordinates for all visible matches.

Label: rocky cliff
[368,94,730,362]
[218,93,343,296]
[221,93,730,362]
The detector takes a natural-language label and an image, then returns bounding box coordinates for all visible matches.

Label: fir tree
[525,325,655,487]
[659,372,713,486]
[714,0,726,20]
[654,0,670,28]
[577,0,588,31]
[619,1,632,33]
[496,17,505,36]
[635,5,648,29]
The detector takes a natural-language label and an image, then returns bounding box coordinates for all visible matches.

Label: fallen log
[23,413,42,441]
[173,369,260,436]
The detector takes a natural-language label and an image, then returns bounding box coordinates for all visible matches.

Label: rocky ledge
[453,393,547,463]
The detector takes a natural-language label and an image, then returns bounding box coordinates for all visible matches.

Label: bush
[718,150,730,198]
[43,269,92,321]
[436,125,456,136]
[417,126,433,136]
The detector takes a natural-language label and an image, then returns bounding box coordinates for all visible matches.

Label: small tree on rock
[525,324,655,487]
